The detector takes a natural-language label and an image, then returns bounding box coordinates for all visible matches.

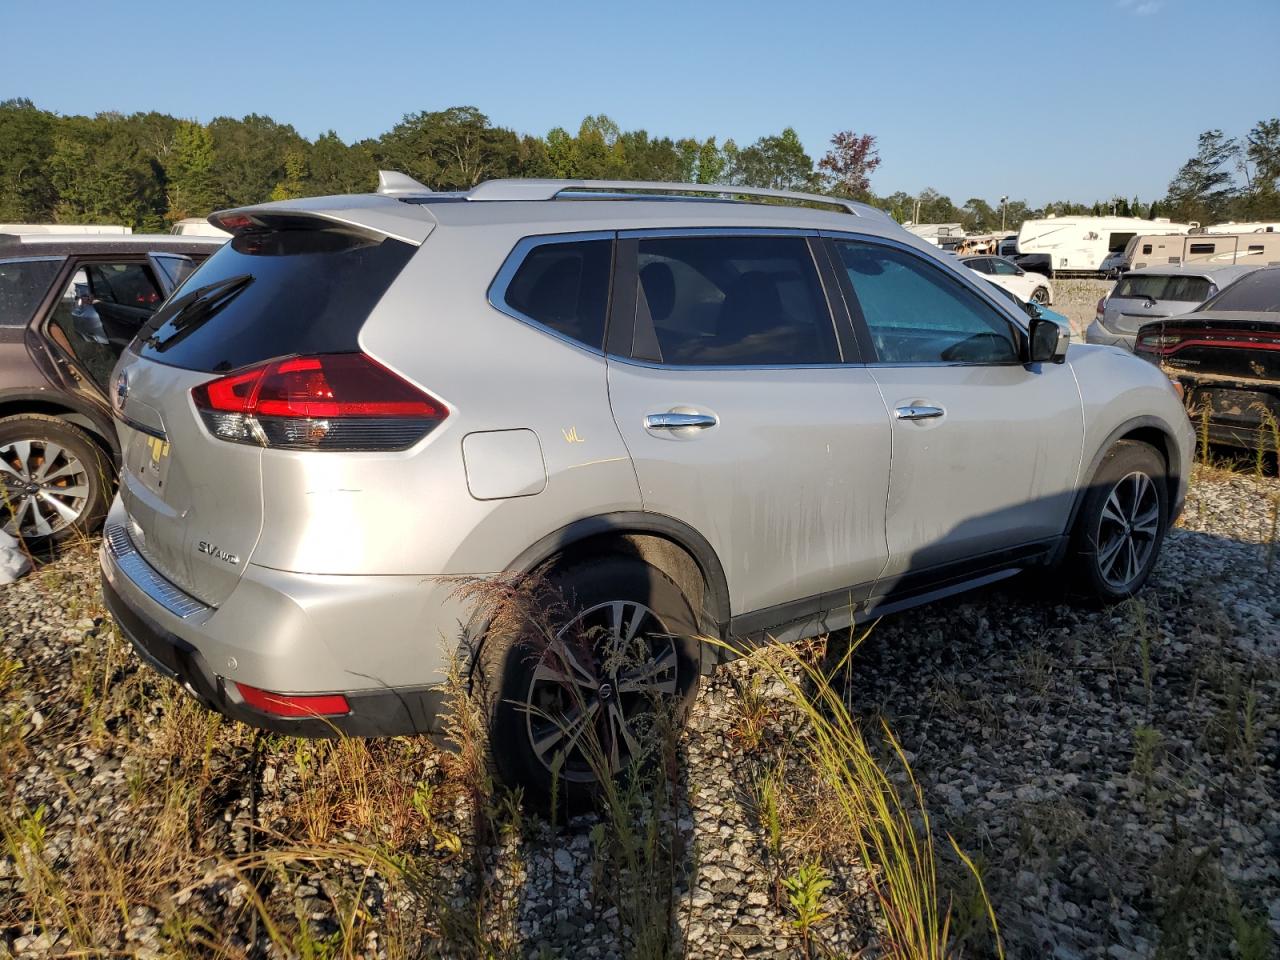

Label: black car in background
[1136,266,1280,452]
[0,233,223,543]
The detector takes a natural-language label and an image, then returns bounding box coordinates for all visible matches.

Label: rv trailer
[1124,231,1280,270]
[0,223,132,236]
[1014,215,1192,276]
[1204,222,1280,234]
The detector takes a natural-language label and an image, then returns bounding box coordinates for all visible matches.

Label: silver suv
[101,176,1194,807]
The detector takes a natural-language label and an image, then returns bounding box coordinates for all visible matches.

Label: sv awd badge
[197,541,240,566]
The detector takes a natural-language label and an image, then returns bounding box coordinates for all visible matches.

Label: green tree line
[2,98,1277,233]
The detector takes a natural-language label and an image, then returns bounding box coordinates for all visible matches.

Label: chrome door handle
[894,405,945,421]
[645,412,718,430]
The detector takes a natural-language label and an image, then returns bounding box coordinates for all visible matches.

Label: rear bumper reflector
[235,683,351,718]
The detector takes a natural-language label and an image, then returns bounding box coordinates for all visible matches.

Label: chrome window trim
[104,519,210,619]
[609,355,855,373]
[486,230,616,357]
[618,226,820,239]
[820,229,1032,336]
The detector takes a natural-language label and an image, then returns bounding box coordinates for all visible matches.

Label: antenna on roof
[376,170,432,196]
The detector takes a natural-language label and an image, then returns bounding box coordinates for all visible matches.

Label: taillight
[1095,295,1107,319]
[192,353,446,451]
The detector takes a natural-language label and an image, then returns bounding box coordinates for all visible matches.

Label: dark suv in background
[0,232,223,543]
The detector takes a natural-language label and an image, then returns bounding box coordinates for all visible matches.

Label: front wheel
[475,555,702,814]
[1066,440,1168,603]
[1031,286,1050,305]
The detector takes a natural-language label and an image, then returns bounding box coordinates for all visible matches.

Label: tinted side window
[0,258,61,327]
[991,259,1020,276]
[1201,270,1280,313]
[634,235,838,366]
[835,240,1019,364]
[86,262,161,309]
[503,239,612,349]
[153,254,198,291]
[47,267,116,392]
[965,259,992,274]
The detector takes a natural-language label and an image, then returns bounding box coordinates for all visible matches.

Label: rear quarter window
[137,229,416,373]
[499,239,612,350]
[0,258,62,327]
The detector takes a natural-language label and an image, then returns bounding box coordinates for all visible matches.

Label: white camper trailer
[1015,215,1192,275]
[1204,222,1280,235]
[902,223,965,247]
[0,223,131,236]
[169,217,232,238]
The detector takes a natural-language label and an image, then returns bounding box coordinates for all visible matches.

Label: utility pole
[1000,195,1008,232]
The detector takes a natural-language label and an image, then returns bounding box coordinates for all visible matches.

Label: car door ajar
[605,232,893,633]
[827,236,1084,593]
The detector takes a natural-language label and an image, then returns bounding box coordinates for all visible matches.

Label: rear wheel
[1066,440,1168,603]
[0,415,112,546]
[476,555,702,814]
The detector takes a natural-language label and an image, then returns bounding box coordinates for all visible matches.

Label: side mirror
[1028,316,1069,364]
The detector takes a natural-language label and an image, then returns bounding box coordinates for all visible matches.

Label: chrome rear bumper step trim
[104,520,209,620]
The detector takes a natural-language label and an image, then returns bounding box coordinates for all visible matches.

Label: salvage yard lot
[1,464,1277,959]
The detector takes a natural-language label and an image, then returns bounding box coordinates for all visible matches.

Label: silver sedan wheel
[1031,286,1050,305]
[0,439,91,539]
[1095,470,1160,590]
[524,600,680,783]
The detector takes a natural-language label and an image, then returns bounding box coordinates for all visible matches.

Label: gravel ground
[1051,278,1113,337]
[1,465,1277,958]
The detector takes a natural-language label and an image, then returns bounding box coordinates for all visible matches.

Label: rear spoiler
[208,193,434,246]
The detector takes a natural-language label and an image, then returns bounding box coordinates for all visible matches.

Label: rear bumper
[102,573,449,737]
[1085,320,1135,351]
[1173,377,1280,453]
[100,499,467,737]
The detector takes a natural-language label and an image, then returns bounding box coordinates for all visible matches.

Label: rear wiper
[143,274,253,352]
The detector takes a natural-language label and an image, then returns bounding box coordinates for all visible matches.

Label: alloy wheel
[0,439,91,539]
[524,600,680,783]
[1031,287,1049,305]
[1095,470,1160,590]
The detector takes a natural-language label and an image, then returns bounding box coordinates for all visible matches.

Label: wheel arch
[506,511,731,631]
[0,389,119,464]
[1056,415,1183,562]
[462,512,731,682]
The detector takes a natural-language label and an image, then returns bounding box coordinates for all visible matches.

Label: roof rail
[465,179,878,217]
[376,170,432,196]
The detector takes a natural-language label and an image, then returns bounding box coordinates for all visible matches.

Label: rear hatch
[1103,273,1216,335]
[113,219,422,606]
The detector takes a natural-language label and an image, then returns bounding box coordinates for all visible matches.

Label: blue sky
[2,0,1276,205]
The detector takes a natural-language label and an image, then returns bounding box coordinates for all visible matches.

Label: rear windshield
[1200,269,1280,313]
[1113,274,1213,304]
[0,258,62,327]
[136,229,416,372]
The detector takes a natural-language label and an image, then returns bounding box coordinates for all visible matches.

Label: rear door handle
[894,404,945,421]
[645,412,718,430]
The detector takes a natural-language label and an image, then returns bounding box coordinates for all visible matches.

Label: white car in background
[961,255,1054,305]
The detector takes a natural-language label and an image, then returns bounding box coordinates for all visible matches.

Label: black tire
[0,414,113,547]
[475,554,702,815]
[1066,440,1168,604]
[1031,286,1050,305]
